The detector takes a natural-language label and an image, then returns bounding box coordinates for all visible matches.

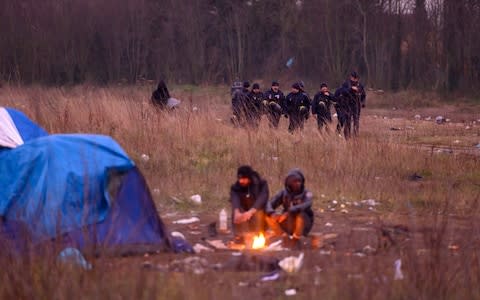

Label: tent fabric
[0,109,189,254]
[0,134,135,241]
[0,107,24,148]
[5,108,48,142]
[63,167,168,249]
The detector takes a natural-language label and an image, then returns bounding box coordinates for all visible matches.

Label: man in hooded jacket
[265,169,314,246]
[151,80,170,109]
[230,165,269,242]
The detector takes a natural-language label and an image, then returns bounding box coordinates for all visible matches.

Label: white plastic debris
[140,153,150,162]
[285,289,297,296]
[266,239,284,251]
[476,143,480,149]
[152,188,160,195]
[190,194,202,205]
[394,259,404,280]
[332,200,338,205]
[425,116,432,121]
[279,252,304,273]
[465,126,471,130]
[261,271,280,282]
[414,114,421,120]
[325,222,333,227]
[171,231,186,240]
[192,106,199,112]
[172,217,200,224]
[361,199,380,206]
[206,239,228,250]
[435,116,445,124]
[167,97,181,109]
[57,247,92,270]
[193,243,213,254]
[454,140,460,144]
[363,245,376,255]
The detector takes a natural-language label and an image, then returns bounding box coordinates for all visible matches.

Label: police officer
[246,83,264,128]
[284,82,311,133]
[263,81,285,128]
[335,72,366,138]
[312,83,335,131]
[231,81,251,127]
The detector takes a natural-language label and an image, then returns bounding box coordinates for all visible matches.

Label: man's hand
[351,86,359,92]
[273,213,288,223]
[234,210,246,224]
[245,208,256,221]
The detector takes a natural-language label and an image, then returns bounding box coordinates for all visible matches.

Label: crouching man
[265,169,314,247]
[230,165,269,243]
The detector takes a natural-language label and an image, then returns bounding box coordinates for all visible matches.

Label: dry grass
[1,85,480,299]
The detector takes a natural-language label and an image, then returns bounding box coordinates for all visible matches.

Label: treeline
[0,0,479,93]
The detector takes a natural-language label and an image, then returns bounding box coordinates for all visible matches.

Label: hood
[284,168,305,194]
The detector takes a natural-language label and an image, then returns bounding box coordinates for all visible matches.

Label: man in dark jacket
[312,82,335,131]
[263,81,285,128]
[151,80,170,109]
[265,169,314,247]
[334,72,366,138]
[246,83,263,128]
[231,81,251,127]
[284,82,311,133]
[230,165,269,242]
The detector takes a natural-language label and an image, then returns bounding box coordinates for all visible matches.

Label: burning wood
[251,233,266,249]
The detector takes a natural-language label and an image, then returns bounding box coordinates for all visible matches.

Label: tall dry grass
[1,85,479,299]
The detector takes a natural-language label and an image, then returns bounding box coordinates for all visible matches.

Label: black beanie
[243,81,250,88]
[237,165,255,179]
[320,82,328,88]
[252,83,260,90]
[351,71,359,79]
[271,81,279,87]
[292,82,302,91]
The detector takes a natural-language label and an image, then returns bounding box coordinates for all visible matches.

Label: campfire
[251,232,266,249]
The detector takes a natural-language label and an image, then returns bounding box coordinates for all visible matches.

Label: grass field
[1,85,480,299]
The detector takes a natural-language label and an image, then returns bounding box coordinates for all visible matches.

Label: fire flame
[251,233,266,249]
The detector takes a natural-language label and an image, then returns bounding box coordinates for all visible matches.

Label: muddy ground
[93,106,480,299]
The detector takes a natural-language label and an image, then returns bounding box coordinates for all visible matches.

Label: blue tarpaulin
[0,107,191,253]
[0,134,134,241]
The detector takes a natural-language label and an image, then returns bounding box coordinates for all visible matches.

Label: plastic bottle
[219,208,228,232]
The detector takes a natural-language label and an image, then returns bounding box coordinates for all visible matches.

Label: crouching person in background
[265,169,314,248]
[230,165,269,243]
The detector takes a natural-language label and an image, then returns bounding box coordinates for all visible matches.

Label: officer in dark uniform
[263,81,285,128]
[284,82,311,133]
[312,82,335,131]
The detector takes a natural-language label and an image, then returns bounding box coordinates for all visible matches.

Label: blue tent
[0,107,189,254]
